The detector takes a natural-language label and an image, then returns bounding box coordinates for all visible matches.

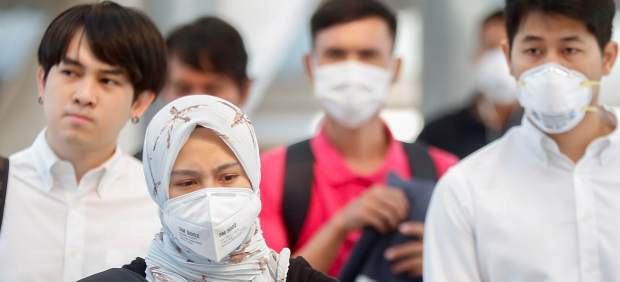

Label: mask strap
[582,106,599,113]
[581,80,600,88]
[580,81,600,114]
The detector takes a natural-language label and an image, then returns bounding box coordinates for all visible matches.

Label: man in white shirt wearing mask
[0,2,165,281]
[419,9,522,159]
[260,0,458,278]
[424,0,620,281]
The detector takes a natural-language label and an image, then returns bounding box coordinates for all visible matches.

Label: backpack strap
[282,140,314,251]
[401,141,438,182]
[0,156,9,234]
[281,140,437,251]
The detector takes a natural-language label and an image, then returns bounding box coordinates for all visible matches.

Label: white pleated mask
[163,188,261,262]
[517,63,599,134]
[313,61,392,128]
[474,48,518,105]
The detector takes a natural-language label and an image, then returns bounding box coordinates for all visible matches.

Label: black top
[79,257,338,282]
[418,104,488,159]
[418,102,522,159]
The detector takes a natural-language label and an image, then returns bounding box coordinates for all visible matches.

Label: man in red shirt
[259,0,458,277]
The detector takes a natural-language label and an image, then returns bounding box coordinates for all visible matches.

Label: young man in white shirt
[424,0,620,281]
[0,2,166,282]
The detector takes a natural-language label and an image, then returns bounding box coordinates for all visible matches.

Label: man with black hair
[0,2,166,281]
[260,0,457,277]
[133,16,251,161]
[162,16,250,106]
[418,9,522,159]
[424,0,620,281]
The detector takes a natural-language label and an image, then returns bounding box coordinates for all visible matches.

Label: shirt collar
[310,124,405,187]
[31,128,125,196]
[519,115,553,165]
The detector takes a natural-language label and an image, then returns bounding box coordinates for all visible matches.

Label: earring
[131,116,140,124]
[37,97,43,105]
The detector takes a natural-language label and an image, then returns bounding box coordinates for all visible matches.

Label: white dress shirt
[0,130,160,282]
[424,108,620,282]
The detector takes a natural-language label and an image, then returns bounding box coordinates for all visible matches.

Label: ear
[36,66,46,100]
[130,91,156,119]
[602,41,618,76]
[500,40,514,77]
[238,78,252,106]
[303,53,314,82]
[391,57,403,83]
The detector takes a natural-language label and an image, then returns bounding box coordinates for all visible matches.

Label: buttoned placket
[540,136,603,282]
[60,164,105,282]
[63,194,86,282]
[573,140,608,282]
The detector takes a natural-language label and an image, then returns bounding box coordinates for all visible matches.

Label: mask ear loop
[580,80,601,113]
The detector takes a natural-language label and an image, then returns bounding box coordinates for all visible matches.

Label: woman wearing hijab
[80,95,336,282]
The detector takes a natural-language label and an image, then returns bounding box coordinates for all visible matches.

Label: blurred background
[1,0,620,155]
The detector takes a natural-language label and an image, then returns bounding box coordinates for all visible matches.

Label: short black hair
[505,0,615,50]
[37,1,167,99]
[311,0,397,46]
[166,16,249,88]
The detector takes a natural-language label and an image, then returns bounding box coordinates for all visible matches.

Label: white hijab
[142,95,290,282]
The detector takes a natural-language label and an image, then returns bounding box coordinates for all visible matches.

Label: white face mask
[313,60,392,128]
[474,48,518,105]
[163,188,261,262]
[517,63,599,134]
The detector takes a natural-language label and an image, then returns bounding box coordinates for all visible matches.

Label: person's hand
[384,222,425,277]
[332,185,409,234]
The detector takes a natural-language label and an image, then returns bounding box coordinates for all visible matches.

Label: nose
[203,176,217,189]
[541,50,563,66]
[73,77,97,106]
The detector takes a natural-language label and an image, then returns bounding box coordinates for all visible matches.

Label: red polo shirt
[259,127,458,275]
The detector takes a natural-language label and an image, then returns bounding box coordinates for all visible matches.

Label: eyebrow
[560,35,584,43]
[61,58,84,68]
[61,57,125,75]
[213,162,242,173]
[323,47,347,54]
[169,162,242,178]
[520,34,585,44]
[170,170,201,178]
[520,35,544,43]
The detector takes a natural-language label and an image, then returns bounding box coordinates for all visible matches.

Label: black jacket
[418,101,522,159]
[79,257,338,282]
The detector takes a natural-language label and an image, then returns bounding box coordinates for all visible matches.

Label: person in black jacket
[79,95,336,282]
[418,9,522,159]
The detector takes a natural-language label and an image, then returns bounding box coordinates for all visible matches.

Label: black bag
[338,172,436,282]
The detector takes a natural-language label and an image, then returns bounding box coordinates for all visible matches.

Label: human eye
[523,48,542,56]
[174,178,199,187]
[218,173,239,185]
[324,49,347,60]
[563,47,581,55]
[101,78,120,86]
[60,68,79,77]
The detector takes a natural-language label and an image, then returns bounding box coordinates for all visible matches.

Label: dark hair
[505,0,615,50]
[166,16,249,88]
[37,1,167,99]
[311,0,397,46]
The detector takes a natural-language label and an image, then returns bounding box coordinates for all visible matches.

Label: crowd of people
[0,0,619,281]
